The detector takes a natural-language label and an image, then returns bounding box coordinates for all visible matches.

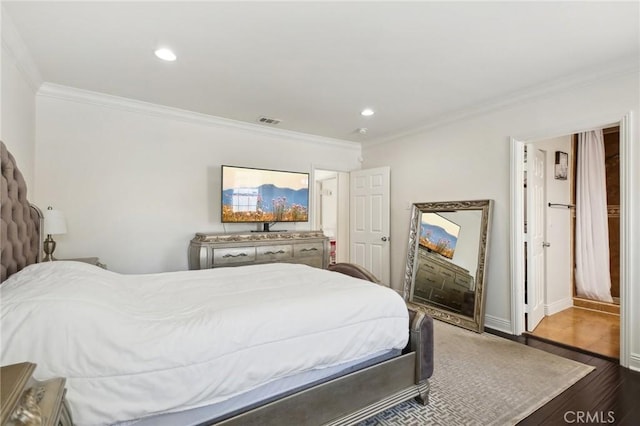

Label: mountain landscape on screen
[222,184,309,222]
[419,222,459,259]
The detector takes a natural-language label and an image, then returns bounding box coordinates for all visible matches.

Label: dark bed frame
[0,140,434,425]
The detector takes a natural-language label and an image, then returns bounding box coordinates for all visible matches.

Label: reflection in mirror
[403,200,493,333]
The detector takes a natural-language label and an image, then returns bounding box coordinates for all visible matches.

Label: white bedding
[0,261,408,426]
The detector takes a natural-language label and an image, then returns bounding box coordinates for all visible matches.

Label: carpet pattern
[360,320,595,425]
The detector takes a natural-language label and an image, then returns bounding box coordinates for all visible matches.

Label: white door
[349,167,391,284]
[526,147,546,331]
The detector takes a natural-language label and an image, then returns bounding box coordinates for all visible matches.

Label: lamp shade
[43,209,67,235]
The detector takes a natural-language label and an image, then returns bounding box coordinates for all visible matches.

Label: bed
[0,140,433,426]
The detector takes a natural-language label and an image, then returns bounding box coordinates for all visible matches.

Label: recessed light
[361,108,375,117]
[155,48,176,61]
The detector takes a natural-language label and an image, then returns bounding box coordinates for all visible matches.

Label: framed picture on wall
[555,151,568,180]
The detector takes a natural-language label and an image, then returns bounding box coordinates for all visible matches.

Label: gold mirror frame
[403,200,493,333]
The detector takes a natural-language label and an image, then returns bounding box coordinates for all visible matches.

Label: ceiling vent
[257,116,282,125]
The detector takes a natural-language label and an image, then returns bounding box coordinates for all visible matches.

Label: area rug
[360,320,595,425]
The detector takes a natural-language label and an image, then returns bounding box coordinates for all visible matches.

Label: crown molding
[366,58,640,148]
[1,6,43,92]
[36,83,361,151]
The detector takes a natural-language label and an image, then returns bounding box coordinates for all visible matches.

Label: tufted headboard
[1,141,43,282]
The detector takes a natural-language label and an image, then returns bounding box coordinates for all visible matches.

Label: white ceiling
[4,1,639,144]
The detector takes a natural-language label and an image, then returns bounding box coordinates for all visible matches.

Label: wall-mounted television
[221,165,309,231]
[418,212,460,259]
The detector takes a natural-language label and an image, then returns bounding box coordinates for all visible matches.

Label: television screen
[221,165,309,223]
[418,212,460,259]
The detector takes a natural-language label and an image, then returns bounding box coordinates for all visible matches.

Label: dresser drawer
[430,288,448,305]
[420,259,439,273]
[256,245,293,262]
[293,242,324,258]
[431,288,463,311]
[454,273,473,289]
[413,286,431,301]
[213,247,256,266]
[447,287,465,302]
[416,269,441,289]
[439,268,455,280]
[296,257,324,269]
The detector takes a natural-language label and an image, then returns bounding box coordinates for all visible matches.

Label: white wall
[438,210,481,280]
[34,85,362,273]
[1,9,41,188]
[362,71,639,368]
[530,136,573,315]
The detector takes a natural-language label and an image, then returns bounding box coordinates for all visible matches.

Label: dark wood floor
[486,330,640,425]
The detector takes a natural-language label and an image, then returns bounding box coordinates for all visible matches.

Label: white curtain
[575,130,613,302]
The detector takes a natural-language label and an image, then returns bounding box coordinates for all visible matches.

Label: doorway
[522,130,620,359]
[510,113,632,368]
[313,166,392,284]
[313,169,350,264]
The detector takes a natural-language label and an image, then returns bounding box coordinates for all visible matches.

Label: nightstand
[0,362,73,426]
[62,257,107,269]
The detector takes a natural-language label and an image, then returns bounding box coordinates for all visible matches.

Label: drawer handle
[222,253,248,258]
[301,248,318,252]
[264,250,286,255]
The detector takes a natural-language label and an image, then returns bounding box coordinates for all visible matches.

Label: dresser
[0,362,72,426]
[412,248,475,314]
[188,231,330,270]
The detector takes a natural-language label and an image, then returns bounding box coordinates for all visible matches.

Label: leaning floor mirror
[403,200,493,333]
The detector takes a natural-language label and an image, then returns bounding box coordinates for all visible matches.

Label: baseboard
[544,297,573,316]
[484,314,513,335]
[629,353,640,372]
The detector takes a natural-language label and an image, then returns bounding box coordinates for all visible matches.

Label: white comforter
[0,261,408,426]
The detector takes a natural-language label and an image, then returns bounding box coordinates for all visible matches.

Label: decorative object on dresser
[188,230,329,270]
[403,200,493,333]
[42,207,67,261]
[0,362,72,426]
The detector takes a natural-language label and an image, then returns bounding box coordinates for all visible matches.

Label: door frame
[510,112,633,368]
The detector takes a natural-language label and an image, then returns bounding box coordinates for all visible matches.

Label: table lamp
[43,206,67,261]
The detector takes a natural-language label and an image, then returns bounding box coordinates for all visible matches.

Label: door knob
[542,242,551,248]
[381,236,388,242]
